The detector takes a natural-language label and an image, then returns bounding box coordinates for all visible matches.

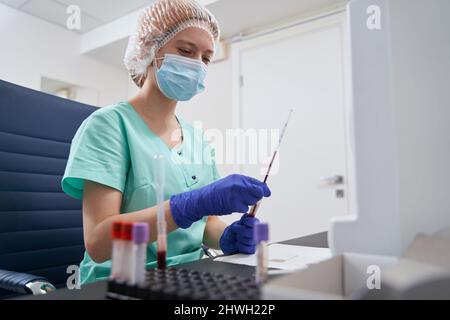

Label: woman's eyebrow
[176,40,197,49]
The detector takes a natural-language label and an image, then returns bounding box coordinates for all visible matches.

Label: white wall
[330,0,450,256]
[0,4,128,107]
[390,0,450,251]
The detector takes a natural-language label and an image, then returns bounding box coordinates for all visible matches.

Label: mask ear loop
[152,52,166,91]
[153,56,165,70]
[151,42,165,74]
[153,53,172,99]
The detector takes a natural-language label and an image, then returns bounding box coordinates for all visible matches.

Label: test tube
[154,154,167,270]
[110,221,124,280]
[120,222,134,283]
[130,223,149,287]
[254,223,269,285]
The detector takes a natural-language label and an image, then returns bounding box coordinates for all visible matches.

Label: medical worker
[61,0,271,284]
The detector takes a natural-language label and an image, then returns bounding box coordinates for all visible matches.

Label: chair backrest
[0,80,96,296]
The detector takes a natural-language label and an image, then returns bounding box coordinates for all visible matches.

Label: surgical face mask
[154,54,207,101]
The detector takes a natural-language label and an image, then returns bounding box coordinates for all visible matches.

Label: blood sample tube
[120,222,134,283]
[110,221,124,280]
[130,223,149,286]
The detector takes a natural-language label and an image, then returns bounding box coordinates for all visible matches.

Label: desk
[15,232,328,300]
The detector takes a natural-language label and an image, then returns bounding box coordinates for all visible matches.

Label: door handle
[320,175,344,186]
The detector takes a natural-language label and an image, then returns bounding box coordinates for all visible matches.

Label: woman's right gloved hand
[169,174,271,229]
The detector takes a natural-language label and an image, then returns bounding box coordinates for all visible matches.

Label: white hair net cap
[124,0,220,88]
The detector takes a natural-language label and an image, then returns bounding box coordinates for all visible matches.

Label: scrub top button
[192,175,197,180]
[177,151,182,156]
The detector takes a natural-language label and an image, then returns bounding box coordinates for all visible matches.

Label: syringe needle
[248,109,294,217]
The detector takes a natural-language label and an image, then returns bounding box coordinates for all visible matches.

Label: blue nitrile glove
[220,214,260,255]
[170,174,270,229]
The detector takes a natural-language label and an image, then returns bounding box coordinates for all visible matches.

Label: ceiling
[209,0,345,40]
[0,0,345,37]
[0,0,153,33]
[0,0,346,68]
[87,0,346,68]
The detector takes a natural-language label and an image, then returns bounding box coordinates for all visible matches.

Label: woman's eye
[179,48,191,55]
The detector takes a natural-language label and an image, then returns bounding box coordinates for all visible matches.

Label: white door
[232,13,352,242]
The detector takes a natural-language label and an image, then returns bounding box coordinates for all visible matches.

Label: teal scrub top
[62,101,220,284]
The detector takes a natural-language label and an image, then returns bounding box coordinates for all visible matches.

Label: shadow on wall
[41,76,99,107]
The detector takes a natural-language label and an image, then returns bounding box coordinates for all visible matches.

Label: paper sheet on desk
[215,244,332,271]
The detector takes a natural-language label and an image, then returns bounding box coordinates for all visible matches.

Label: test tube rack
[106,268,261,300]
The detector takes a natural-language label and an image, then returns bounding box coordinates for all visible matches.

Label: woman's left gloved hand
[219,214,260,255]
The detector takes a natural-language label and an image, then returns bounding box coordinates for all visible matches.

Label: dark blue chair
[0,79,96,298]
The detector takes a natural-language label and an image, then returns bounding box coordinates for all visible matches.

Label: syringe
[248,109,294,217]
[154,154,167,270]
